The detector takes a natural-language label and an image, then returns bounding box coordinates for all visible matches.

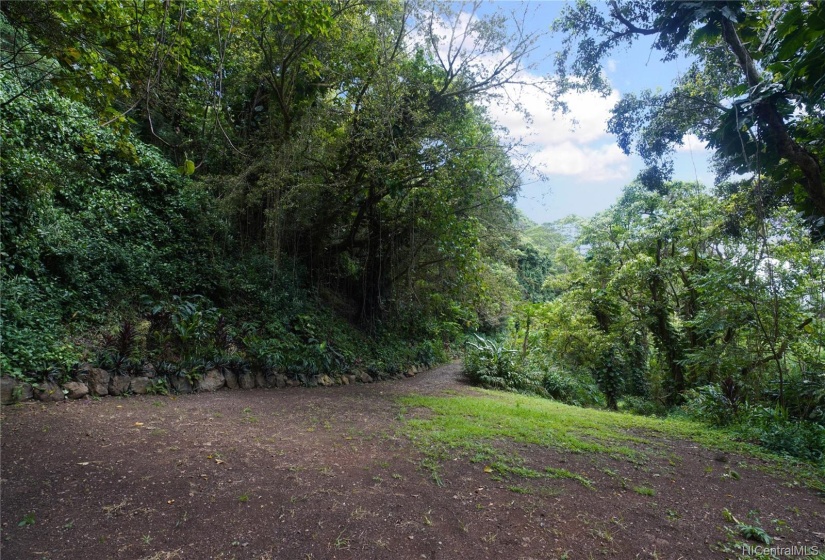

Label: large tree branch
[608,1,658,36]
[740,340,788,377]
[720,17,825,217]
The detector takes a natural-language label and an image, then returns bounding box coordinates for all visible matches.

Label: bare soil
[2,363,824,560]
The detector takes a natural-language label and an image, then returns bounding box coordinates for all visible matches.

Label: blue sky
[470,1,716,224]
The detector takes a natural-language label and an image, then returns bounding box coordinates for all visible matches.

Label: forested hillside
[2,1,824,462]
[1,1,541,384]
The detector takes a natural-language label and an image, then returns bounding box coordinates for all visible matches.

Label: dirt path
[2,363,823,560]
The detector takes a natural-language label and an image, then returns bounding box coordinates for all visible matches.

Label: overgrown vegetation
[2,1,824,466]
[463,183,825,461]
[1,3,534,384]
[451,0,825,464]
[0,57,443,383]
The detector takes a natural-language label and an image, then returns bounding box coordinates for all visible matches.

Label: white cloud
[674,133,708,153]
[411,7,634,185]
[532,142,631,181]
[485,79,632,183]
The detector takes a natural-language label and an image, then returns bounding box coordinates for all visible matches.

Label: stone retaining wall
[0,363,427,405]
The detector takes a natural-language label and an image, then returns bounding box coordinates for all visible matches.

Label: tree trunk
[648,241,685,403]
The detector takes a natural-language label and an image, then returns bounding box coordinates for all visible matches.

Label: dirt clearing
[2,363,824,559]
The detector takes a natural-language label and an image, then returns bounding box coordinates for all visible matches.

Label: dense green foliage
[1,3,536,383]
[530,0,825,460]
[1,70,217,375]
[0,65,448,382]
[2,0,535,328]
[468,182,825,460]
[445,0,825,463]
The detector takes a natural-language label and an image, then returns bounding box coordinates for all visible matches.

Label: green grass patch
[401,391,644,457]
[399,389,825,489]
[491,462,543,479]
[545,467,594,489]
[633,485,656,496]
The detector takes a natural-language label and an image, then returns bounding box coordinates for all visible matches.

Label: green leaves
[767,2,825,108]
[0,65,221,376]
[464,334,541,394]
[524,176,825,426]
[736,523,772,545]
[177,159,195,176]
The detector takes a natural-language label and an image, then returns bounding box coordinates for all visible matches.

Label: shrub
[541,368,602,407]
[371,341,409,376]
[240,334,284,374]
[414,339,445,368]
[682,382,742,427]
[0,276,80,379]
[542,369,577,401]
[620,395,667,417]
[736,405,825,462]
[464,335,541,393]
[763,370,825,424]
[145,378,169,396]
[97,320,141,375]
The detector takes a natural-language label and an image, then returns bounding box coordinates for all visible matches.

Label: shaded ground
[2,363,824,560]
